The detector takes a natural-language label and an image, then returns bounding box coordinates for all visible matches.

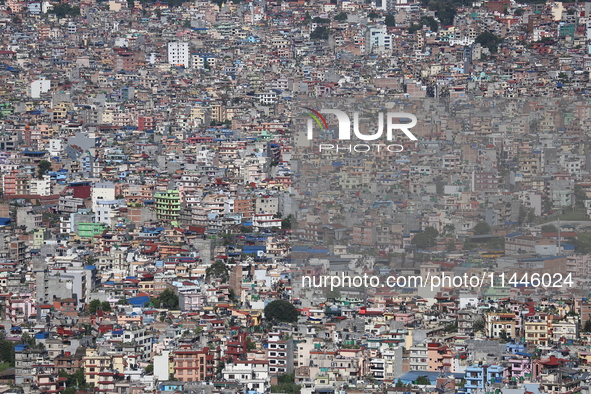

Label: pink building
[7,296,36,324]
[427,343,453,373]
[392,312,415,326]
[506,355,532,380]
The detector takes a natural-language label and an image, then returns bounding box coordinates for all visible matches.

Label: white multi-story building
[409,343,428,371]
[31,79,51,98]
[95,200,122,225]
[222,360,269,392]
[267,332,294,376]
[369,347,403,381]
[255,91,277,105]
[91,182,116,211]
[29,175,51,196]
[168,42,189,67]
[367,26,392,53]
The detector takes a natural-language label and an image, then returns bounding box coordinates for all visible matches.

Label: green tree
[59,368,86,389]
[486,237,504,250]
[475,31,502,53]
[367,11,379,19]
[326,288,341,300]
[543,196,552,214]
[334,11,347,21]
[271,373,300,394]
[310,26,329,40]
[414,15,438,32]
[541,224,558,233]
[568,234,591,254]
[281,214,293,229]
[424,226,439,238]
[206,261,229,282]
[37,160,52,179]
[21,332,35,347]
[527,208,536,224]
[444,321,458,333]
[303,11,311,23]
[88,299,102,314]
[575,184,587,209]
[153,289,179,309]
[473,318,485,332]
[384,13,395,27]
[584,318,591,333]
[446,240,456,252]
[411,227,439,249]
[442,224,455,236]
[228,287,237,302]
[264,300,299,323]
[145,364,154,374]
[312,17,330,24]
[408,16,439,33]
[473,221,491,235]
[416,376,431,385]
[0,337,14,366]
[49,3,80,17]
[422,0,455,26]
[411,232,433,249]
[518,205,527,225]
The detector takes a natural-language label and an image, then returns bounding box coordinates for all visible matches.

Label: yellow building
[82,348,112,387]
[524,319,549,346]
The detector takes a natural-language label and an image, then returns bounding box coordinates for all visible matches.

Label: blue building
[506,342,527,354]
[464,364,505,393]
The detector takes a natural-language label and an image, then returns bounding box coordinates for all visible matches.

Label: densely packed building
[1,0,591,393]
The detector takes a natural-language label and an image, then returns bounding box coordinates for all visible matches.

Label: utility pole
[557,217,561,254]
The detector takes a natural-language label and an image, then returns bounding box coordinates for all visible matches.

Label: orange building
[173,345,214,382]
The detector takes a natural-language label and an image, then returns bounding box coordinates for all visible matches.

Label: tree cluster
[88,299,111,314]
[334,12,347,21]
[149,289,179,309]
[568,234,591,254]
[384,14,395,27]
[408,16,438,32]
[264,300,298,323]
[37,160,52,179]
[419,0,465,26]
[475,31,503,53]
[206,261,229,282]
[473,221,491,235]
[59,368,87,393]
[410,226,439,249]
[311,26,329,40]
[49,3,80,17]
[271,373,300,394]
[517,205,536,225]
